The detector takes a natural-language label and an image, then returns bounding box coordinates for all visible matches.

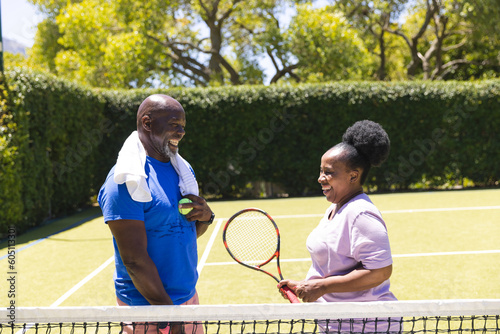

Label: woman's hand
[277,279,325,303]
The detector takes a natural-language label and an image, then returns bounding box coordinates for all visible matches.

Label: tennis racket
[222,208,300,303]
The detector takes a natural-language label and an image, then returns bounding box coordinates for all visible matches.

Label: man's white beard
[162,143,177,158]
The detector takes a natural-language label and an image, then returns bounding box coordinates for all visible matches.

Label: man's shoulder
[98,165,128,203]
[100,165,118,190]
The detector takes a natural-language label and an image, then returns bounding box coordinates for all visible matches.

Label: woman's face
[318,147,359,204]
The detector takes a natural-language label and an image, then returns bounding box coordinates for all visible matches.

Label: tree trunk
[376,30,387,80]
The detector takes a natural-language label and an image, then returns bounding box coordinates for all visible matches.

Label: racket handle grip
[281,285,300,303]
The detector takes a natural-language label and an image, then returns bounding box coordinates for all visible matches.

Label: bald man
[98,95,213,333]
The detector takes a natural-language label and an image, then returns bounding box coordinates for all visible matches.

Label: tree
[3,48,49,73]
[4,53,28,68]
[334,0,407,80]
[286,4,375,82]
[28,0,296,88]
[438,0,500,80]
[28,19,62,73]
[244,3,301,84]
[382,0,439,78]
[27,0,499,85]
[385,0,499,80]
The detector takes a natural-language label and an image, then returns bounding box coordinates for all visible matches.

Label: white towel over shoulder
[114,131,199,202]
[170,153,199,197]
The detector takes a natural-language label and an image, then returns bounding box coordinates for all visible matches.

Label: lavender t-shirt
[306,193,397,303]
[306,194,399,332]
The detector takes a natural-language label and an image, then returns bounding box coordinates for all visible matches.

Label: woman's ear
[350,170,360,183]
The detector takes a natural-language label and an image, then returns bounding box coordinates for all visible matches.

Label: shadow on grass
[0,207,103,253]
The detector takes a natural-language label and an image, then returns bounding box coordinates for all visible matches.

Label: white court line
[197,218,224,276]
[381,205,500,214]
[392,249,500,258]
[51,256,115,307]
[204,250,500,266]
[252,205,500,221]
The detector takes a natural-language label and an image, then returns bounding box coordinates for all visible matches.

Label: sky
[1,0,42,47]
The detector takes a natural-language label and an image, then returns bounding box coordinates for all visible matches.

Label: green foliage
[27,0,499,87]
[1,68,499,235]
[0,75,24,229]
[333,0,408,81]
[3,53,28,68]
[28,19,62,72]
[287,5,375,81]
[387,0,499,80]
[1,68,105,235]
[28,0,294,88]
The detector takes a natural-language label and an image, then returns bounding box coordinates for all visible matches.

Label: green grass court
[1,189,499,308]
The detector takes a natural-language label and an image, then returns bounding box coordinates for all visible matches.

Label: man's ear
[141,115,152,131]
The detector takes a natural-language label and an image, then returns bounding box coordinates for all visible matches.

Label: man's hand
[181,194,213,222]
[179,194,214,238]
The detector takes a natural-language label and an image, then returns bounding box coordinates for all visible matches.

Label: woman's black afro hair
[342,120,390,168]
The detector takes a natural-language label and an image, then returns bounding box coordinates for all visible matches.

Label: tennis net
[1,299,499,334]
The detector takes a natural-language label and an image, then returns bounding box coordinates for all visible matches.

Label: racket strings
[225,211,278,265]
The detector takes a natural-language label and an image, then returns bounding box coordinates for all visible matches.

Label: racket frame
[222,208,300,303]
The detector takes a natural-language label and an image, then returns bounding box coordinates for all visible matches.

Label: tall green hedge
[1,69,105,234]
[0,74,23,228]
[98,81,500,197]
[1,67,499,235]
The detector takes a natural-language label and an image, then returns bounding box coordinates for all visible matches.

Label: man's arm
[107,219,174,305]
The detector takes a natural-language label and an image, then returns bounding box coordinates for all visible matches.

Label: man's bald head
[136,94,184,129]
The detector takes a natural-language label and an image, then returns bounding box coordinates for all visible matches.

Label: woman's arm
[278,264,392,303]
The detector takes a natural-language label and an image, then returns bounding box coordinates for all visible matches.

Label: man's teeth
[169,140,179,146]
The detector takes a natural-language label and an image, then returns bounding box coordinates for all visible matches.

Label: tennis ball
[178,198,193,215]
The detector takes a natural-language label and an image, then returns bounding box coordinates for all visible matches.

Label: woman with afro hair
[278,120,399,332]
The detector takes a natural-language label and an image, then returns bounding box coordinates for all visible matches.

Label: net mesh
[224,210,278,264]
[1,300,499,334]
